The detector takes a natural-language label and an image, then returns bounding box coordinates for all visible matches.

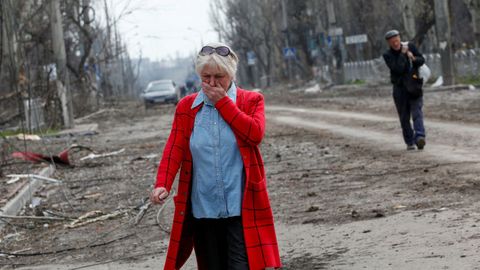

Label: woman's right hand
[150,187,169,204]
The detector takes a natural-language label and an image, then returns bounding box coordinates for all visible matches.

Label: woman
[150,42,281,270]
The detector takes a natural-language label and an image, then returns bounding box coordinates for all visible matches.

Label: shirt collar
[191,81,237,108]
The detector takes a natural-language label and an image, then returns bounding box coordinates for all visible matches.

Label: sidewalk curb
[0,166,55,230]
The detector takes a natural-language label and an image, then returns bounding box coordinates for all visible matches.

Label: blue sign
[327,36,332,47]
[283,47,296,59]
[246,51,256,66]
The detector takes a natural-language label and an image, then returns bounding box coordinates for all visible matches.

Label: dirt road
[266,105,480,269]
[268,105,480,162]
[2,86,480,269]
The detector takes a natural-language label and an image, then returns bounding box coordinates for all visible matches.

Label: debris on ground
[134,198,151,225]
[79,192,103,200]
[0,214,65,221]
[80,148,125,161]
[57,124,99,137]
[1,89,479,269]
[304,84,321,94]
[6,174,62,184]
[6,134,42,141]
[5,176,21,185]
[11,144,94,166]
[65,209,129,229]
[130,153,158,163]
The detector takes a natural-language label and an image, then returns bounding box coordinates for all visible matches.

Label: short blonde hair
[195,42,239,80]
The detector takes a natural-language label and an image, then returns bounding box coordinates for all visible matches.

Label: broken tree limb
[0,215,65,221]
[65,209,128,229]
[42,210,78,219]
[6,176,21,184]
[6,174,63,184]
[80,148,125,161]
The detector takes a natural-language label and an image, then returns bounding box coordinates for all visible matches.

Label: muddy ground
[1,84,480,269]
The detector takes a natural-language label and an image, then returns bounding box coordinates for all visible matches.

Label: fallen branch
[65,209,128,229]
[80,148,125,161]
[6,176,21,184]
[0,215,65,221]
[43,210,78,219]
[6,174,62,184]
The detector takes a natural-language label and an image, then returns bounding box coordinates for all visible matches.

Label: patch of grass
[347,79,366,85]
[456,75,480,86]
[0,130,20,137]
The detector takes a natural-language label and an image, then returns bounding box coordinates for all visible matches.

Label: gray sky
[114,0,219,61]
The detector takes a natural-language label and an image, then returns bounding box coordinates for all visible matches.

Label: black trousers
[193,216,249,270]
[393,85,426,145]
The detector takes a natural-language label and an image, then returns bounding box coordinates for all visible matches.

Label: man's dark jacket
[383,42,425,86]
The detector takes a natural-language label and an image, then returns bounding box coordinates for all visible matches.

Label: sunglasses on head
[199,46,231,57]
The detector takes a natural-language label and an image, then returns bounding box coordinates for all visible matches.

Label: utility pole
[469,0,480,48]
[401,0,417,40]
[327,0,344,84]
[103,0,112,99]
[434,0,455,85]
[2,0,21,128]
[81,0,99,109]
[50,0,74,128]
[280,0,292,81]
[114,22,125,97]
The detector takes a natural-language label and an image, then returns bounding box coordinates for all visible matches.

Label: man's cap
[385,30,400,40]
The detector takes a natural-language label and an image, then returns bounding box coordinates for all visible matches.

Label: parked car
[141,80,179,108]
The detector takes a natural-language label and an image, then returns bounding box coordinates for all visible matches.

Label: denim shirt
[189,82,245,219]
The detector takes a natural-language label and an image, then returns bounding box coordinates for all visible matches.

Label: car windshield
[146,82,173,92]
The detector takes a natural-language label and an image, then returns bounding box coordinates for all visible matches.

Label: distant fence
[0,96,45,131]
[24,98,45,131]
[344,58,389,83]
[344,48,480,84]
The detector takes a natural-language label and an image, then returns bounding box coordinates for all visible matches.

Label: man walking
[383,30,426,150]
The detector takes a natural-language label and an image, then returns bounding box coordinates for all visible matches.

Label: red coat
[155,88,281,270]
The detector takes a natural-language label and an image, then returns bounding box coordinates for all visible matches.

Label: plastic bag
[418,64,431,84]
